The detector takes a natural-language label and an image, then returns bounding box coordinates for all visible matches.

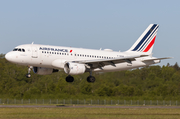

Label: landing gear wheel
[26,66,32,78]
[26,73,31,78]
[66,75,74,82]
[87,76,96,83]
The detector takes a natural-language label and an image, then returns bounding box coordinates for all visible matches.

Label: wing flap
[142,57,173,61]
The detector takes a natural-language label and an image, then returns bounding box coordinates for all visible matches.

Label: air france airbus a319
[5,24,171,83]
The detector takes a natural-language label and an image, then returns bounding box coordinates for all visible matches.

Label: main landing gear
[65,71,96,83]
[66,75,74,82]
[87,70,95,83]
[26,66,32,78]
[87,76,96,83]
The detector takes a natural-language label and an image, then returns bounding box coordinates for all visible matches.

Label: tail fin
[128,24,159,54]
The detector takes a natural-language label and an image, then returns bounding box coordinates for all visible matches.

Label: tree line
[0,54,180,100]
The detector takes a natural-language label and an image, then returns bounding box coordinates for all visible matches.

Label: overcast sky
[0,0,179,66]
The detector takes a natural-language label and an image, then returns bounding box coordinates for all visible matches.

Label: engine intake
[64,63,86,75]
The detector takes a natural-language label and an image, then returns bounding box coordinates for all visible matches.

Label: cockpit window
[13,48,18,51]
[13,48,25,52]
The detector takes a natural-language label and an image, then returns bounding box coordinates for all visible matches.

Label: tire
[66,75,74,82]
[87,76,95,83]
[26,73,31,78]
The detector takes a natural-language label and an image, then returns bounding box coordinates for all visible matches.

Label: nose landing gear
[26,66,32,78]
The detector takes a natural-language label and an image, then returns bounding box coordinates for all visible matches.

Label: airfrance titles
[39,47,68,52]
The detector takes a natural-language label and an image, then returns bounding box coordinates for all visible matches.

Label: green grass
[0,107,180,119]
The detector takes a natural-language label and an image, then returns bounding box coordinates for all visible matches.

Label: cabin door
[31,46,38,58]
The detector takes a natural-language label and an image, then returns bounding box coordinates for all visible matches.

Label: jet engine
[33,67,58,75]
[64,63,86,75]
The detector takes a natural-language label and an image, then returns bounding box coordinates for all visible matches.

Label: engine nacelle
[33,67,58,75]
[64,63,86,75]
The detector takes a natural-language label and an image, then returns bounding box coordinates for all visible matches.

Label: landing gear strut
[87,70,96,83]
[26,66,32,78]
[66,75,74,82]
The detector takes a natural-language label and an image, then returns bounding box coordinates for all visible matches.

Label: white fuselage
[5,44,157,73]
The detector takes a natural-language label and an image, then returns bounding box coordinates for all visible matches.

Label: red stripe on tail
[143,36,156,52]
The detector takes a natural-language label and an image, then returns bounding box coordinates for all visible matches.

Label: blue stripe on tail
[138,25,159,51]
[132,24,157,51]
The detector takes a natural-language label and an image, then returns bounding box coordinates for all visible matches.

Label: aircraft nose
[5,52,11,61]
[5,52,15,62]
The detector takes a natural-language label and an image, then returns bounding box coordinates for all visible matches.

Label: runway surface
[0,105,180,109]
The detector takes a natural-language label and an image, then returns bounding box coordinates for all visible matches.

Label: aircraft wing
[142,57,173,62]
[70,55,147,69]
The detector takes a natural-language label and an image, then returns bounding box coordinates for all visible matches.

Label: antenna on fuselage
[31,42,34,44]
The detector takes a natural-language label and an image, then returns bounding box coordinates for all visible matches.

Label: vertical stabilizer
[128,24,159,54]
